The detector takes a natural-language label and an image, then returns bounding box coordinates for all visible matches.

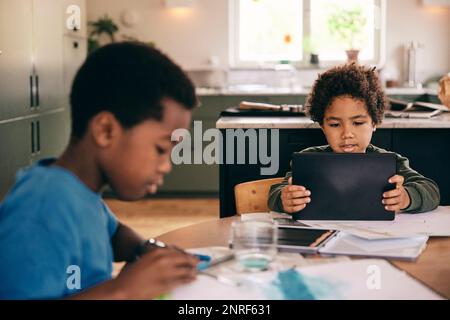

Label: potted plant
[88,15,119,54]
[327,6,367,62]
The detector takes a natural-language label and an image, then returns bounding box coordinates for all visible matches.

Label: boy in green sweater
[268,64,440,215]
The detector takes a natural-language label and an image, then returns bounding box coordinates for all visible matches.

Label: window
[229,0,386,68]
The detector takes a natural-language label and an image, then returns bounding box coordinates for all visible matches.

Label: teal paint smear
[273,269,344,300]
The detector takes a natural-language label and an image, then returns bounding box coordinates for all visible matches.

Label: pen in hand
[141,238,234,270]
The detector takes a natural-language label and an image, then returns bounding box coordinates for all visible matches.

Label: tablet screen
[278,227,336,248]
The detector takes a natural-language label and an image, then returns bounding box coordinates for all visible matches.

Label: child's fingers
[161,267,197,288]
[286,197,311,206]
[287,185,306,192]
[147,248,198,269]
[290,190,311,199]
[388,175,404,186]
[385,204,401,212]
[382,196,401,205]
[288,177,292,185]
[383,189,402,199]
[383,194,402,211]
[283,189,310,200]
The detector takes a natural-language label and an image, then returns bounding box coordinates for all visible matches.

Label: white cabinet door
[0,0,33,120]
[32,0,65,111]
[0,119,33,197]
[34,108,70,161]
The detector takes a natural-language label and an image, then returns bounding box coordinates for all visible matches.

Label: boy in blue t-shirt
[0,42,199,299]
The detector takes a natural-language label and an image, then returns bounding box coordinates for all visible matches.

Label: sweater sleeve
[396,153,441,213]
[267,146,328,213]
[268,171,291,213]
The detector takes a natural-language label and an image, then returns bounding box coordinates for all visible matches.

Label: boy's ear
[373,124,377,132]
[90,112,122,147]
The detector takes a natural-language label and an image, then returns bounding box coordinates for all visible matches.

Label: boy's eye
[156,146,167,155]
[354,122,366,126]
[329,123,340,127]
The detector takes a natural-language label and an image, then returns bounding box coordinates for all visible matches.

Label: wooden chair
[234,177,284,215]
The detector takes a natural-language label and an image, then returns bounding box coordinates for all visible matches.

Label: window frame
[229,0,387,69]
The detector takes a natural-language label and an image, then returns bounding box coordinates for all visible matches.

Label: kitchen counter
[216,112,450,129]
[198,86,438,96]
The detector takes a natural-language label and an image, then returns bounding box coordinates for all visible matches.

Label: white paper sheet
[298,206,450,240]
[169,258,442,300]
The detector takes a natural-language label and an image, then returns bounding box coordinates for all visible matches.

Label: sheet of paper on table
[170,258,442,300]
[297,206,450,240]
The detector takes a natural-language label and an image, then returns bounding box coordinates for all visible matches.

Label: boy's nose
[158,158,172,175]
[341,126,355,139]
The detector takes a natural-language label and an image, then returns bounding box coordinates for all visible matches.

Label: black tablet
[291,152,396,221]
[277,227,338,253]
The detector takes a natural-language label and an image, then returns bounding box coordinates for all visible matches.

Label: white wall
[87,0,228,70]
[385,0,450,83]
[87,0,450,84]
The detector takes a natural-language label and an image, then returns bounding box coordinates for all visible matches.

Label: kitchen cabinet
[0,119,33,196]
[0,0,86,198]
[0,0,34,120]
[392,129,450,210]
[0,108,70,199]
[159,117,219,193]
[0,108,70,197]
[35,108,71,160]
[32,0,65,112]
[0,0,67,119]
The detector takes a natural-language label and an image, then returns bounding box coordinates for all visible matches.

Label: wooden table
[159,217,450,299]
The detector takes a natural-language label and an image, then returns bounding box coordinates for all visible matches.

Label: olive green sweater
[268,144,440,214]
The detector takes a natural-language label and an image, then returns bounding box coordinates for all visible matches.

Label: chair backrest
[234,177,284,215]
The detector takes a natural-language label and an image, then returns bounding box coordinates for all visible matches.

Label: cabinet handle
[36,120,41,153]
[31,121,35,154]
[29,75,34,108]
[35,75,40,107]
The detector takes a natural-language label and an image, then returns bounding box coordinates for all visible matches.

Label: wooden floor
[105,197,219,239]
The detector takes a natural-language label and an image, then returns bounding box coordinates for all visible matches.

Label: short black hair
[70,42,197,138]
[305,63,387,125]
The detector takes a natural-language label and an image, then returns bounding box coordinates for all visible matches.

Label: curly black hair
[305,63,387,125]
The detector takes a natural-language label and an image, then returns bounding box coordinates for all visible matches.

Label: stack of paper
[318,232,428,260]
[299,206,450,240]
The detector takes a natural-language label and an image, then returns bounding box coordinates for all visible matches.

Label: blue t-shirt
[0,158,118,299]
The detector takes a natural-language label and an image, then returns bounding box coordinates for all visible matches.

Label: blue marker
[193,254,212,262]
[193,254,212,271]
